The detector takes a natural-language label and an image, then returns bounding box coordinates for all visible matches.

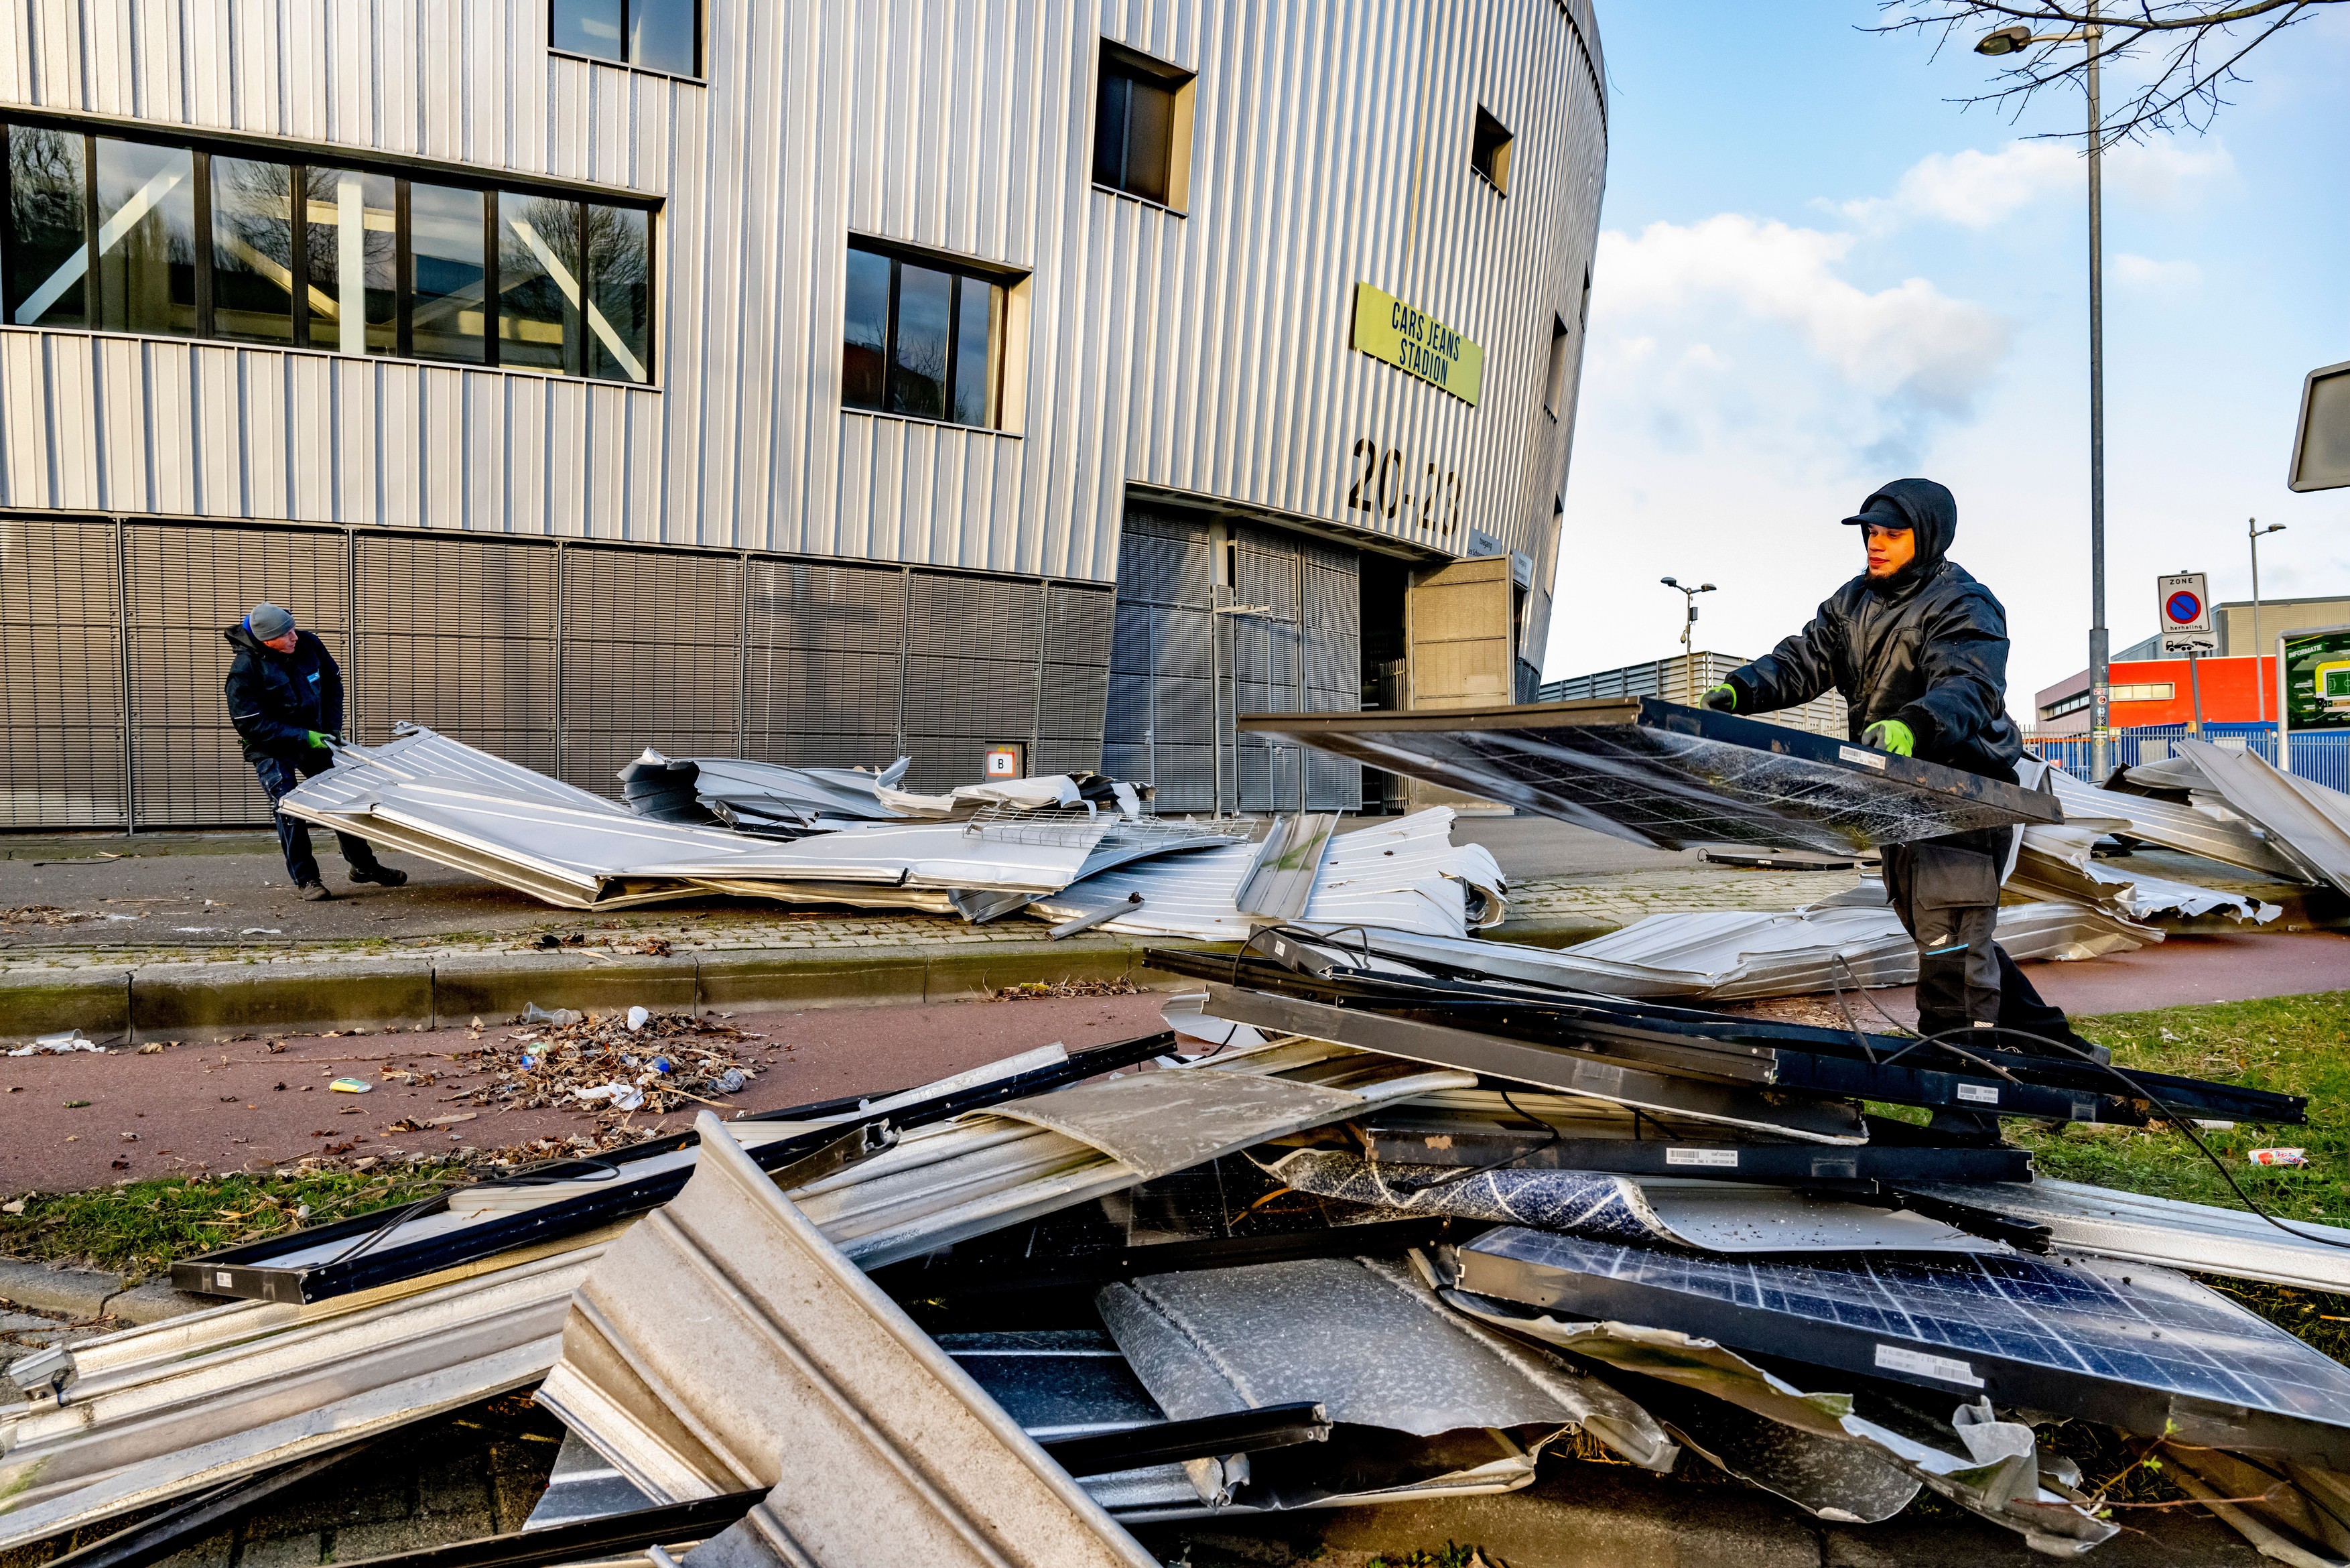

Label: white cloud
[1597,215,2010,415]
[1838,138,2235,231]
[2113,253,2203,296]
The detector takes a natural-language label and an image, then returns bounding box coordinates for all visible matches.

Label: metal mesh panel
[748,732,903,770]
[746,647,903,740]
[747,559,905,653]
[1110,602,1151,674]
[1040,663,1110,740]
[1106,674,1151,744]
[1305,630,1359,693]
[903,655,1039,737]
[559,546,743,796]
[0,517,124,826]
[902,734,1014,794]
[1153,676,1217,744]
[1034,737,1104,775]
[1306,749,1363,811]
[126,523,349,826]
[906,571,1045,657]
[1043,584,1114,667]
[1234,542,1301,622]
[356,535,558,767]
[1149,743,1218,812]
[1152,606,1214,680]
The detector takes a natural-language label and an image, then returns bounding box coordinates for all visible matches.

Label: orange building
[2032,656,2281,735]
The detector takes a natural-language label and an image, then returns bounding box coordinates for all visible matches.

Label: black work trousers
[252,749,385,887]
[1883,826,2078,1049]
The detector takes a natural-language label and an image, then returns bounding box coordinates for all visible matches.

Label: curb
[0,933,1240,1045]
[0,1258,247,1328]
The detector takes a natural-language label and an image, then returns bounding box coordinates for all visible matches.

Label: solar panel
[1238,697,2059,852]
[1449,1226,2350,1465]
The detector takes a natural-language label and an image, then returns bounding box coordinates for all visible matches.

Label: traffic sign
[2158,572,2215,657]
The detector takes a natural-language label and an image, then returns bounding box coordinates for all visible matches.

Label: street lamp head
[1974,23,2032,56]
[1699,583,1717,593]
[2264,524,2287,536]
[1659,576,1678,588]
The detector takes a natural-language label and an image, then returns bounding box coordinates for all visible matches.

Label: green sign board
[2284,628,2350,730]
[1352,282,1483,405]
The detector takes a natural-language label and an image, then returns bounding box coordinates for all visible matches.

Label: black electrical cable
[1384,1085,1565,1195]
[1904,1021,2350,1253]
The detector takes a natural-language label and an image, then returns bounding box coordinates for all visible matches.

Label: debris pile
[451,1010,765,1118]
[276,726,1502,941]
[7,700,2349,1566]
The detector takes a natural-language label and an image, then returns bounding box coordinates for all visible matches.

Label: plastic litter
[329,1077,373,1094]
[714,1068,746,1094]
[2250,1148,2310,1167]
[524,1002,584,1028]
[626,1006,650,1031]
[7,1031,104,1056]
[576,1082,647,1112]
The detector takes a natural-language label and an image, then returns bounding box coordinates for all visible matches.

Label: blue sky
[1545,0,2350,708]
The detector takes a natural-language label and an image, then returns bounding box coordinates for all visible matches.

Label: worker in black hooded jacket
[1701,478,2083,1051]
[223,600,404,901]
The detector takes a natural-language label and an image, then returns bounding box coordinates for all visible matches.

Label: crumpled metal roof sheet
[535,1111,1161,1568]
[287,729,1244,914]
[0,1247,606,1551]
[1239,698,2057,853]
[1904,1178,2350,1295]
[2041,757,2308,882]
[1025,809,1506,940]
[1345,890,2149,1002]
[1095,1254,1673,1463]
[618,750,909,830]
[2177,740,2350,897]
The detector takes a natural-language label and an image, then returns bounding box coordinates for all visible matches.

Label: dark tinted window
[408,181,486,364]
[1094,52,1179,204]
[1472,107,1513,194]
[841,242,1006,431]
[0,121,653,383]
[553,0,700,76]
[210,155,296,345]
[5,125,86,328]
[552,0,625,62]
[93,137,196,336]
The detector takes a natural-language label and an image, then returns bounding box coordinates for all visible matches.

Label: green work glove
[1862,718,1914,757]
[1701,683,1738,712]
[305,730,336,750]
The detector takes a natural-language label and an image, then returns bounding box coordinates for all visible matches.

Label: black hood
[224,621,271,656]
[1852,477,1956,596]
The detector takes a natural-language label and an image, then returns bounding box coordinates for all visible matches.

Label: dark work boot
[350,866,408,887]
[298,882,336,901]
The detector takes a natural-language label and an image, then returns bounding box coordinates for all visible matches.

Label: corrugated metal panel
[558,543,744,795]
[0,0,1600,593]
[355,532,560,771]
[0,515,124,826]
[125,521,349,826]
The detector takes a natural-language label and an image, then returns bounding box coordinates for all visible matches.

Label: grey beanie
[247,602,296,641]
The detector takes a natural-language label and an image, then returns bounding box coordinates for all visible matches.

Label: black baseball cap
[1841,501,1909,530]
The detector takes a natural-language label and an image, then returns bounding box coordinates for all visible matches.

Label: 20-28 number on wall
[1346,437,1462,547]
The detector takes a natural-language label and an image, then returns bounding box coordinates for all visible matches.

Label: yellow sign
[1351,282,1483,405]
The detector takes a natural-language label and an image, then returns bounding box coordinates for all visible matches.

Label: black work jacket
[222,624,344,762]
[1723,481,2023,780]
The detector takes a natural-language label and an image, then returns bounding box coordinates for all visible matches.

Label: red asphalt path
[1,991,1171,1195]
[1857,929,2350,1029]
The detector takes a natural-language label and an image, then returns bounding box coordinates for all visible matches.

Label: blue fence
[2022,722,2349,793]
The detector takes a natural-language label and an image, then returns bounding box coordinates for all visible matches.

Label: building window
[1472,107,1513,194]
[841,241,1004,430]
[2039,692,2091,721]
[1543,314,1569,418]
[0,121,654,384]
[551,0,701,78]
[1093,41,1195,211]
[2111,682,2177,704]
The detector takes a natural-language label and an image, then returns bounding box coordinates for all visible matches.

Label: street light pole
[2249,517,2286,724]
[2085,0,2110,782]
[1659,577,1717,703]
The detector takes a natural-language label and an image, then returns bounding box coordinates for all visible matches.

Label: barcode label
[1957,1084,2000,1104]
[1666,1147,1739,1168]
[1838,746,1888,770]
[1876,1344,1983,1387]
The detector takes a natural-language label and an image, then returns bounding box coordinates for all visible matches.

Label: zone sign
[2158,572,2215,656]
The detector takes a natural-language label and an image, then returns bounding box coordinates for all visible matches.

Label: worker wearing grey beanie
[223,602,406,900]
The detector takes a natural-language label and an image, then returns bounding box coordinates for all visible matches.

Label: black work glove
[1701,683,1738,712]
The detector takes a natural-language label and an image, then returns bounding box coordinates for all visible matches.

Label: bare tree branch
[1870,0,2344,142]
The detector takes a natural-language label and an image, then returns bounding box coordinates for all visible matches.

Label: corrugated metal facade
[0,0,1605,827]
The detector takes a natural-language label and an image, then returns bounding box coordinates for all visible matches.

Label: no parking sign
[2158,572,2215,656]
